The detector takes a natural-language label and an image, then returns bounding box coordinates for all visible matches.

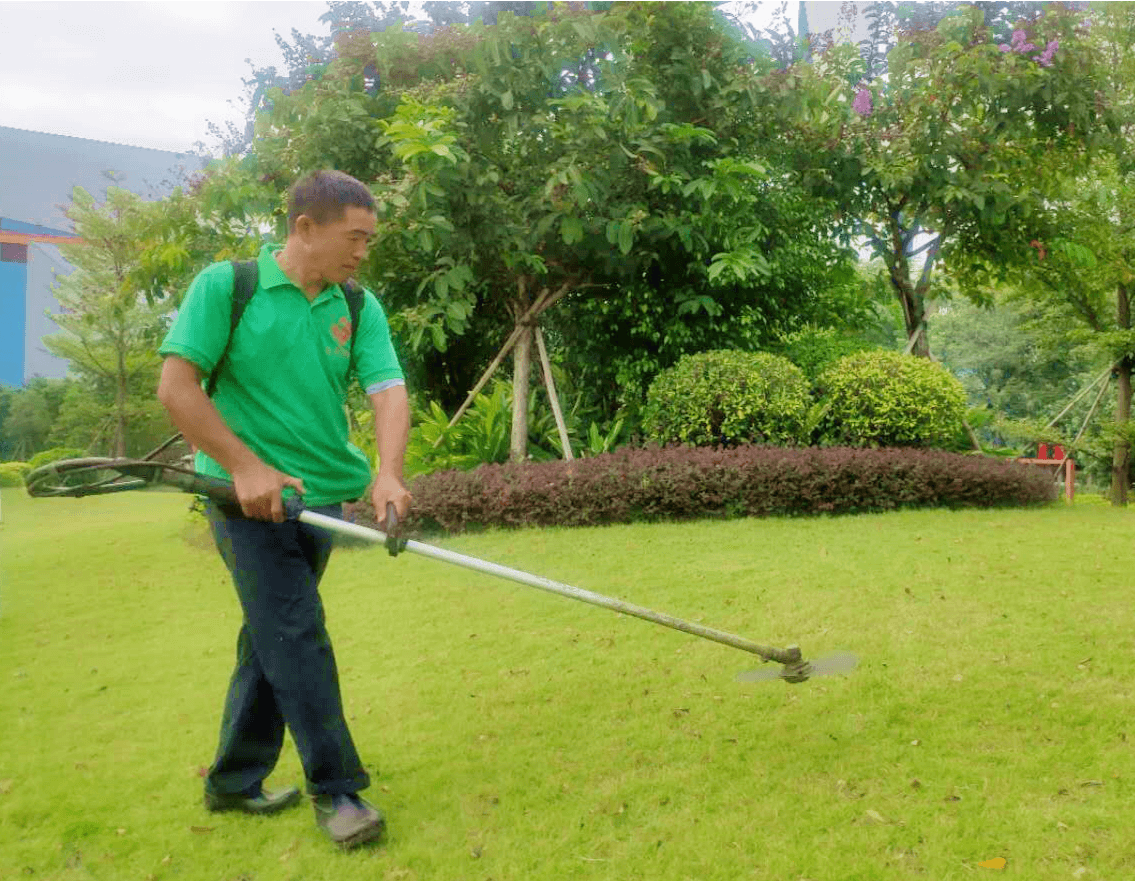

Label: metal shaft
[300,510,799,666]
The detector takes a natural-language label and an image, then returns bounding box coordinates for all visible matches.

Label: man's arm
[368,383,412,528]
[157,355,304,522]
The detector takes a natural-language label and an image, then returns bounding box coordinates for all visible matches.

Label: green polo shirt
[159,245,404,505]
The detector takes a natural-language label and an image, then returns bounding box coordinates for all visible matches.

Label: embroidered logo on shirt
[330,316,352,348]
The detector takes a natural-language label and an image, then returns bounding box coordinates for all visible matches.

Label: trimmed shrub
[27,447,88,471]
[778,327,876,383]
[0,462,30,488]
[25,447,96,490]
[644,350,810,448]
[363,445,1056,535]
[818,351,966,449]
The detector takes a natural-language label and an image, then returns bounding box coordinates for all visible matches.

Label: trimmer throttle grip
[385,502,407,557]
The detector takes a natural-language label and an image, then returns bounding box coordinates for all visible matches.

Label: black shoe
[205,785,302,815]
[313,793,385,849]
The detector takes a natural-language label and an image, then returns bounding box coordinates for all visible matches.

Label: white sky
[0,0,858,157]
[1,0,331,153]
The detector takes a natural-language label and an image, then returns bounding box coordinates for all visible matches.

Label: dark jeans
[204,502,370,797]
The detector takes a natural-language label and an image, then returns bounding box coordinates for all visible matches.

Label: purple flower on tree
[1035,39,1059,67]
[1010,29,1037,53]
[998,28,1055,65]
[853,87,873,117]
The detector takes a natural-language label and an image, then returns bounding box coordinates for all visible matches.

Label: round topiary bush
[778,326,875,384]
[25,447,93,489]
[27,447,88,471]
[0,462,30,488]
[818,350,967,448]
[644,350,811,447]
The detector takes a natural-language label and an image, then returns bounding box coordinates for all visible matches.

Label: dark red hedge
[355,446,1057,535]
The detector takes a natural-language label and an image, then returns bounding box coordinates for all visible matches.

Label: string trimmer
[25,456,857,684]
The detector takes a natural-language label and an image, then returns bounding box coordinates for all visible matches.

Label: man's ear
[293,214,316,239]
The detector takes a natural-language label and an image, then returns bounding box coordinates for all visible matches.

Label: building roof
[0,125,210,230]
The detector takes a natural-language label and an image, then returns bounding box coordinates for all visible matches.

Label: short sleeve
[158,262,236,374]
[353,290,405,392]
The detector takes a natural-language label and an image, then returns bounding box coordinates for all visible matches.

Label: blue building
[0,126,206,387]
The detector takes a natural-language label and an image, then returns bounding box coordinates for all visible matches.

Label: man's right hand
[231,460,306,523]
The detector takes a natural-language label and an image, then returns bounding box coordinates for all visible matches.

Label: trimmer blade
[736,651,858,684]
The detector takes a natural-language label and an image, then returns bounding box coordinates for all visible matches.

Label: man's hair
[287,170,375,231]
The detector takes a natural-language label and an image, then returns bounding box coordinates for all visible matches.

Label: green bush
[778,326,876,383]
[27,447,88,471]
[24,447,97,490]
[0,462,30,488]
[643,350,811,448]
[818,351,967,449]
[399,379,573,478]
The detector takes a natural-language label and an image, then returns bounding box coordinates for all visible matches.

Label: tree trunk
[510,322,533,462]
[114,341,128,458]
[888,214,931,358]
[1110,283,1131,507]
[898,286,930,358]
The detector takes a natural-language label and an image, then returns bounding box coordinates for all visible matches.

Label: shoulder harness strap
[205,260,258,397]
[342,279,365,380]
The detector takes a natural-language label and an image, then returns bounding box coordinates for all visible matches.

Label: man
[157,169,411,849]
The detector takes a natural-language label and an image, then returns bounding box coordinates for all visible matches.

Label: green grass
[3,489,1135,880]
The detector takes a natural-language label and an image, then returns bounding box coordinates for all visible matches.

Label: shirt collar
[258,244,345,304]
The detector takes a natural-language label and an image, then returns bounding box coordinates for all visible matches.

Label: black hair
[287,170,375,231]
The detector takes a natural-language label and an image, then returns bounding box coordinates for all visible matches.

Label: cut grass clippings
[2,488,1135,880]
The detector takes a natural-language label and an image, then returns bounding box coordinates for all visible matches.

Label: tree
[0,378,71,461]
[44,188,176,458]
[985,4,1135,504]
[768,4,1111,357]
[187,2,859,460]
[203,1,548,157]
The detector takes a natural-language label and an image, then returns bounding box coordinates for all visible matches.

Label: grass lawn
[3,488,1135,880]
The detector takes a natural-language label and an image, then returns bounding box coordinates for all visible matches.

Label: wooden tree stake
[535,325,574,461]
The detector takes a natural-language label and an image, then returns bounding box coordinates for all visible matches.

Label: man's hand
[370,472,412,530]
[158,357,300,522]
[231,460,306,523]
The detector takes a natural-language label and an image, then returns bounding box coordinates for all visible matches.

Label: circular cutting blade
[736,651,858,683]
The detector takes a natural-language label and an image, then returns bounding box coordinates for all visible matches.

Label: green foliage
[46,187,179,458]
[0,461,29,488]
[776,326,877,384]
[27,447,88,471]
[818,350,968,449]
[643,350,810,448]
[774,3,1117,354]
[404,382,516,476]
[0,378,72,461]
[23,447,94,489]
[394,379,583,477]
[581,417,625,458]
[47,371,174,459]
[181,1,863,449]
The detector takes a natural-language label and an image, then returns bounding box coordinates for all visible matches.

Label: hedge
[356,445,1057,535]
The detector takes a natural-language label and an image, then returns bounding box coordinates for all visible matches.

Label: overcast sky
[0,1,836,157]
[1,1,331,154]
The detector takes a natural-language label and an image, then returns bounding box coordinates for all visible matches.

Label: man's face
[300,205,377,286]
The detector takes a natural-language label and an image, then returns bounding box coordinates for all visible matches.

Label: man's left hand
[371,473,412,530]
